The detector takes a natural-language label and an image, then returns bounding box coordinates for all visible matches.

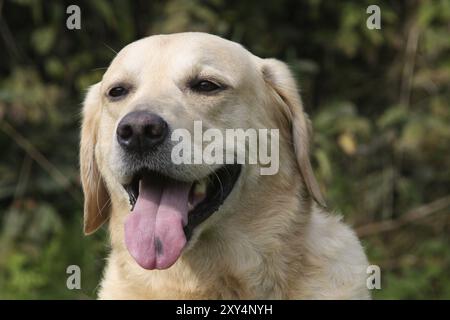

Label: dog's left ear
[262,58,326,207]
[80,83,111,234]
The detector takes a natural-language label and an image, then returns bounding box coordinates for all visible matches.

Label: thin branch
[0,120,81,203]
[0,0,28,63]
[399,10,420,108]
[13,154,32,201]
[356,195,450,237]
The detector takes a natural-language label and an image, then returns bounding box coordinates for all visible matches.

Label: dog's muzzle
[116,111,242,271]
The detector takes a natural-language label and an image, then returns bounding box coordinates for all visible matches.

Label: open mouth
[122,164,241,270]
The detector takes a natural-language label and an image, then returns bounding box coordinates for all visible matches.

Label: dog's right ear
[80,83,111,235]
[262,59,326,208]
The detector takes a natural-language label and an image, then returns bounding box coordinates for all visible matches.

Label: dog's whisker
[103,42,118,55]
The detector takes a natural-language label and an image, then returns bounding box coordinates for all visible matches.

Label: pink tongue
[124,176,191,270]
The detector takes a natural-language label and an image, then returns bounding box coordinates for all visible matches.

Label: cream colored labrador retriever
[80,32,370,299]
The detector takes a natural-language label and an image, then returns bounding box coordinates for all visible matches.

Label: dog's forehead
[105,33,256,80]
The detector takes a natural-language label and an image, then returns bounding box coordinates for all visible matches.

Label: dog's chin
[122,164,242,240]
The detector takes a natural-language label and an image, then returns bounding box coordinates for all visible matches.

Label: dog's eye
[108,86,128,98]
[191,80,221,93]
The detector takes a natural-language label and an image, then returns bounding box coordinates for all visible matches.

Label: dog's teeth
[194,180,207,196]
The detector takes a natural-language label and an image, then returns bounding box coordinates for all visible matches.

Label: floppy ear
[262,58,326,207]
[80,83,111,234]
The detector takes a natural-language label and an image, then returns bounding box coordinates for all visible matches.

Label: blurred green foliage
[0,0,449,299]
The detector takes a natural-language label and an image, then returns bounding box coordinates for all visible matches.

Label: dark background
[0,0,449,299]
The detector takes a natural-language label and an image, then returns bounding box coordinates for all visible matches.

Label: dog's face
[80,32,324,270]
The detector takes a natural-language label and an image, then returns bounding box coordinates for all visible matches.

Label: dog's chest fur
[98,190,369,299]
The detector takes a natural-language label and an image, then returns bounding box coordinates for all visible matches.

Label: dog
[80,32,370,299]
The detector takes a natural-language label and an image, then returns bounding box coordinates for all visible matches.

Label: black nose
[116,111,168,153]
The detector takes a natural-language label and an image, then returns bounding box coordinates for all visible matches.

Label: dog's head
[80,32,325,270]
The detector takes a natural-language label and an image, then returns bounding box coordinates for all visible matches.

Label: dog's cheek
[96,123,112,167]
[95,117,121,182]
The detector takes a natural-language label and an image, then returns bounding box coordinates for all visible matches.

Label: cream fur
[79,32,370,299]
